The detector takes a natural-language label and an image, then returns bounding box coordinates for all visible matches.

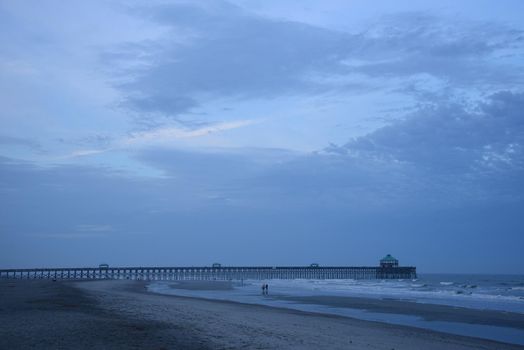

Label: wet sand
[1,279,523,349]
[275,295,524,330]
[168,280,234,291]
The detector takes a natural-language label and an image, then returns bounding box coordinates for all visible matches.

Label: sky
[1,0,523,273]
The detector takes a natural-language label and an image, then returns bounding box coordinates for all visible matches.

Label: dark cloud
[0,135,41,151]
[316,91,524,206]
[104,4,523,123]
[337,91,524,172]
[126,94,197,116]
[110,2,349,120]
[348,13,524,85]
[357,12,522,58]
[55,133,113,149]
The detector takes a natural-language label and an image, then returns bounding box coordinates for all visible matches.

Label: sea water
[148,274,524,345]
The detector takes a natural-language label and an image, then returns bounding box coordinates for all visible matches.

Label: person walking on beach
[262,284,266,295]
[265,284,269,294]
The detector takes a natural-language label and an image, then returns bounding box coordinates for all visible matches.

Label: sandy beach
[1,279,523,349]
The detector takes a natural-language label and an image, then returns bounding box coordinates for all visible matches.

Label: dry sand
[1,279,522,349]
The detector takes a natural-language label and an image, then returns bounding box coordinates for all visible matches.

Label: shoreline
[276,294,524,328]
[146,280,524,346]
[2,279,523,349]
[147,280,524,327]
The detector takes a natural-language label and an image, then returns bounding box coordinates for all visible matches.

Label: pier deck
[0,265,416,280]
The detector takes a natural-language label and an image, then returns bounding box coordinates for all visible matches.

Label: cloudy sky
[1,0,523,273]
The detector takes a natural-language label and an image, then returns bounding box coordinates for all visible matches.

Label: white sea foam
[149,275,524,314]
[247,277,524,313]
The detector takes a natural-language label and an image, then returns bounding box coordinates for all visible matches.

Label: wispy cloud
[122,119,258,145]
[67,119,259,158]
[69,149,107,157]
[27,224,115,239]
[75,224,114,232]
[30,233,108,239]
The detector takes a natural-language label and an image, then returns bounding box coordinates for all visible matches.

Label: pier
[0,265,416,281]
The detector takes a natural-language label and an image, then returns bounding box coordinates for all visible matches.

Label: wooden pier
[0,265,416,281]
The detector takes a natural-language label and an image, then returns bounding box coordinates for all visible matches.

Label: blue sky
[1,0,523,273]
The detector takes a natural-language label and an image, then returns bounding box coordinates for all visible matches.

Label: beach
[1,279,523,349]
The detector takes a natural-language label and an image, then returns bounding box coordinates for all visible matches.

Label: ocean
[148,274,524,346]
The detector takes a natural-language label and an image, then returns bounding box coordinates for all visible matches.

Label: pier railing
[0,266,416,280]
